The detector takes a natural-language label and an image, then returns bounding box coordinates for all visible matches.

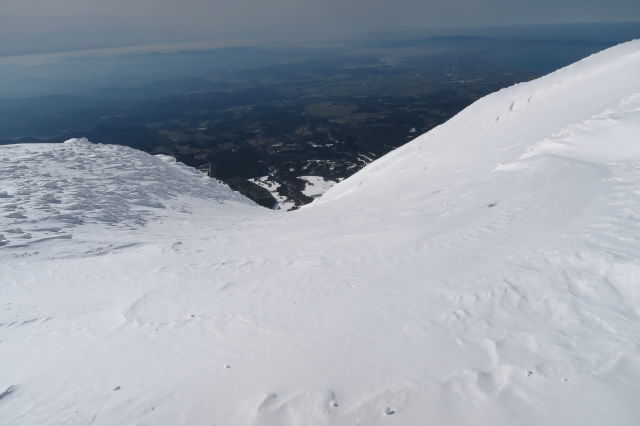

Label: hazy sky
[2,0,640,55]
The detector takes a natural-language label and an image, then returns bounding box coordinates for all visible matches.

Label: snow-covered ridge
[317,39,640,208]
[2,41,640,426]
[0,138,253,249]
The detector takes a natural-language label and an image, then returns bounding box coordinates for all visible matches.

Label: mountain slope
[0,138,255,252]
[1,40,640,426]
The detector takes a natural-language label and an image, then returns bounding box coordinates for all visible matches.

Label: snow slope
[0,139,254,252]
[2,40,640,426]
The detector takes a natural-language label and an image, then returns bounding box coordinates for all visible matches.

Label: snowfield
[299,176,338,198]
[2,40,640,425]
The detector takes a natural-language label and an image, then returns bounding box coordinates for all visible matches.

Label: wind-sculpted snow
[2,41,640,426]
[0,138,252,251]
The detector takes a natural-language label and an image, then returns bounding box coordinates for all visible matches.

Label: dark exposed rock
[222,177,277,209]
[0,385,16,401]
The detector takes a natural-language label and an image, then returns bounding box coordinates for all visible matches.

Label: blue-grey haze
[2,0,640,55]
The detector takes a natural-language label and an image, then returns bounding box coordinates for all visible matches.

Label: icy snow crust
[0,139,253,251]
[2,41,640,425]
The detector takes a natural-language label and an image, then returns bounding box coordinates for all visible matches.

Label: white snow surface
[248,176,295,211]
[299,176,338,198]
[2,41,640,425]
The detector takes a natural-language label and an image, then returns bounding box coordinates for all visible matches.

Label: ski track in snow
[2,41,640,425]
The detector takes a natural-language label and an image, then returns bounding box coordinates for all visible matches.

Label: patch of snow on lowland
[358,152,376,162]
[2,41,640,426]
[298,175,337,198]
[249,176,296,211]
